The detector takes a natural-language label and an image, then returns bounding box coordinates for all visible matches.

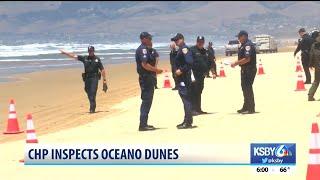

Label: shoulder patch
[182,48,188,54]
[245,46,251,51]
[142,49,147,54]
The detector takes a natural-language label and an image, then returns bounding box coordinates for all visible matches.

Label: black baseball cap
[298,28,306,33]
[171,33,184,41]
[197,36,205,42]
[140,32,152,40]
[88,45,95,52]
[236,30,248,38]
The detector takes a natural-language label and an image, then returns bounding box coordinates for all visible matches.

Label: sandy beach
[1,48,318,179]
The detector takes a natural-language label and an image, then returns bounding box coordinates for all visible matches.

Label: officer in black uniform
[294,28,315,84]
[231,31,257,114]
[171,33,196,129]
[207,42,217,78]
[147,42,160,89]
[135,32,163,131]
[190,36,210,115]
[170,42,179,90]
[60,46,108,113]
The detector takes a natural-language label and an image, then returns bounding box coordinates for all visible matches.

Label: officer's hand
[231,62,236,68]
[212,73,217,79]
[156,69,163,74]
[102,82,108,93]
[175,69,182,76]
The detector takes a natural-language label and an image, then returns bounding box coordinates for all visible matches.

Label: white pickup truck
[253,34,278,54]
[225,40,240,56]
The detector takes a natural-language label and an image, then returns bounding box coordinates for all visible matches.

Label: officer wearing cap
[294,28,315,84]
[190,36,210,115]
[171,33,196,129]
[136,32,163,131]
[231,30,257,114]
[60,46,108,113]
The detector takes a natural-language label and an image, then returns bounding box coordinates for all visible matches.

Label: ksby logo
[275,145,292,157]
[250,143,296,165]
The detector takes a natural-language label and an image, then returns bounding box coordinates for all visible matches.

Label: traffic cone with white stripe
[3,99,23,134]
[295,72,306,91]
[163,70,172,88]
[306,123,320,180]
[19,114,38,163]
[219,62,226,77]
[296,59,303,72]
[257,59,265,75]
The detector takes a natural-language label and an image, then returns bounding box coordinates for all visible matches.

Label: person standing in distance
[170,42,179,90]
[171,33,196,129]
[231,31,257,114]
[60,46,108,113]
[135,32,163,131]
[207,42,217,78]
[294,28,314,84]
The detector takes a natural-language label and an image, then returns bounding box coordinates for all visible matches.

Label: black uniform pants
[191,75,205,112]
[139,74,155,127]
[84,76,99,112]
[178,83,193,125]
[302,53,311,83]
[241,67,257,111]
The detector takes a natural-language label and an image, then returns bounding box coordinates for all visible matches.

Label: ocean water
[0,42,225,82]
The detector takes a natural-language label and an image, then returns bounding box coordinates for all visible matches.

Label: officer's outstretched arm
[59,49,78,60]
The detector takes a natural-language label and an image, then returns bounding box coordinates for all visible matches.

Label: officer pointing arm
[59,48,108,93]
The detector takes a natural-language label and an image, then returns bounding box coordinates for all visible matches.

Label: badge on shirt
[95,59,98,62]
[182,48,188,54]
[245,46,251,51]
[142,49,147,54]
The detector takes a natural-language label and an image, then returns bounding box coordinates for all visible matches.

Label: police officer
[171,33,196,129]
[135,32,163,131]
[207,42,217,78]
[170,42,179,90]
[308,33,320,101]
[147,42,160,89]
[190,36,210,115]
[231,31,257,114]
[294,28,314,84]
[60,46,108,113]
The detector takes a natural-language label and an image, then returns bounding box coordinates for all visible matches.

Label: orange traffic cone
[306,123,320,180]
[295,73,306,91]
[296,59,303,72]
[3,99,23,134]
[163,70,172,88]
[219,62,226,77]
[257,59,265,75]
[19,113,38,163]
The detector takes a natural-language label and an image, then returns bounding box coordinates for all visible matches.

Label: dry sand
[1,51,319,179]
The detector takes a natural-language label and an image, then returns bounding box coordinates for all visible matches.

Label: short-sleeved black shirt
[238,40,256,68]
[78,55,104,74]
[135,44,157,75]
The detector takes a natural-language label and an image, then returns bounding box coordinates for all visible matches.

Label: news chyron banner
[24,143,296,174]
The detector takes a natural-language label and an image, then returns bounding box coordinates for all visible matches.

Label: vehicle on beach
[253,34,278,54]
[224,40,240,56]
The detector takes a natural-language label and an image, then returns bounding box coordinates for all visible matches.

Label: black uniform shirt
[190,46,209,75]
[175,44,194,85]
[135,44,155,75]
[78,55,104,74]
[148,48,159,67]
[294,33,314,56]
[238,40,256,68]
